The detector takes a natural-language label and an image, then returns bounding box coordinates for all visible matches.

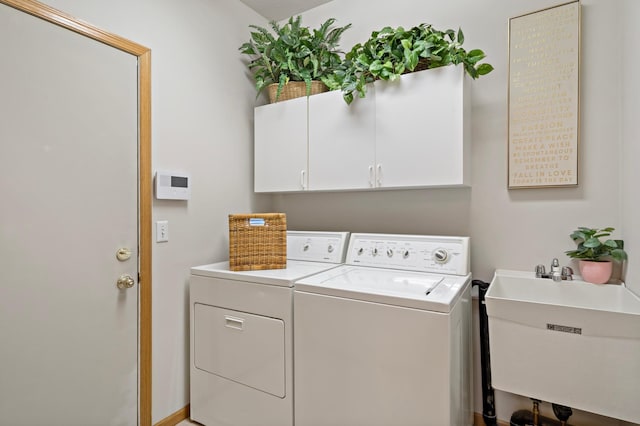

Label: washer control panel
[346,233,470,276]
[287,231,350,263]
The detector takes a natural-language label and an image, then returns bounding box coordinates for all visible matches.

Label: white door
[0,4,139,425]
[308,90,376,191]
[374,67,468,188]
[254,97,308,192]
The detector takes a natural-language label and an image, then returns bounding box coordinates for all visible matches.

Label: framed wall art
[508,1,580,189]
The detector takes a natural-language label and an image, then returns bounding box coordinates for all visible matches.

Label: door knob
[117,274,135,289]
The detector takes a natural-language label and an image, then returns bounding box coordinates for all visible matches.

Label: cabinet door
[254,97,308,192]
[375,67,469,188]
[308,90,376,190]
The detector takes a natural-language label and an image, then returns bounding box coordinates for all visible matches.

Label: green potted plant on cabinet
[323,23,494,104]
[239,16,351,103]
[565,226,628,284]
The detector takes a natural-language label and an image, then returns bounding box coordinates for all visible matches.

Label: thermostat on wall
[155,171,191,200]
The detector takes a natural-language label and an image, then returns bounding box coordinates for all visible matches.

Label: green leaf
[465,63,478,79]
[379,68,391,80]
[476,63,494,76]
[369,60,383,72]
[388,72,401,81]
[467,49,485,60]
[357,53,372,67]
[611,249,628,261]
[603,239,619,248]
[445,29,456,41]
[320,75,340,90]
[583,237,602,248]
[406,51,419,70]
[457,28,464,44]
[570,231,586,241]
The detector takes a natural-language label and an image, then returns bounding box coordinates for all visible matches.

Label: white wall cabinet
[308,90,376,191]
[254,89,376,193]
[254,66,470,193]
[254,96,308,192]
[374,66,470,188]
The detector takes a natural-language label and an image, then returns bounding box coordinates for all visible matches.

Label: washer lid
[295,265,471,312]
[190,260,342,287]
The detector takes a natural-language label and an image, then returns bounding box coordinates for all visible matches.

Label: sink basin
[485,269,640,423]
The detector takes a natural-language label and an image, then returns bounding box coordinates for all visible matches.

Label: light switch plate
[156,220,169,242]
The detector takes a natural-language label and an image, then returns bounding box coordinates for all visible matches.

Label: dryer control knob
[433,248,449,264]
[403,250,410,259]
[327,244,335,253]
[303,244,310,252]
[386,249,393,258]
[372,248,379,257]
[357,247,364,255]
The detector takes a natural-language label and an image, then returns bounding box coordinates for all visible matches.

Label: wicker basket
[228,213,287,271]
[267,81,328,103]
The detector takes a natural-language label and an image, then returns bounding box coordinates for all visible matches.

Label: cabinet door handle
[376,164,382,186]
[300,170,306,190]
[368,165,374,187]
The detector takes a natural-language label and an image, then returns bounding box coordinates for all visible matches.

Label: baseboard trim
[154,404,190,426]
[474,412,510,426]
[157,407,501,426]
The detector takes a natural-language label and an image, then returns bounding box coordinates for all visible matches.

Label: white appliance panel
[190,276,293,426]
[287,231,349,263]
[346,233,470,275]
[296,265,470,312]
[294,286,472,426]
[194,303,285,398]
[191,260,341,287]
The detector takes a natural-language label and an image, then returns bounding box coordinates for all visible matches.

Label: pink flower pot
[578,260,613,284]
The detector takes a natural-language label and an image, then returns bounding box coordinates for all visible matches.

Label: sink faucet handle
[561,266,574,281]
[551,258,560,272]
[535,264,546,278]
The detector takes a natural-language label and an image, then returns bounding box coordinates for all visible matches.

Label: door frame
[0,0,153,424]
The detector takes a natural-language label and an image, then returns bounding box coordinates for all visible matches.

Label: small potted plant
[322,23,494,104]
[565,227,627,284]
[239,16,351,103]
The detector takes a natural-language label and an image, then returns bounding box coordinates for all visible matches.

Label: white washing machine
[189,231,349,426]
[294,233,473,426]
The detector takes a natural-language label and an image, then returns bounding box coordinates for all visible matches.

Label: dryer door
[194,303,285,397]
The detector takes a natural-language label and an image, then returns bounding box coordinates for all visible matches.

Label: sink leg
[532,399,541,426]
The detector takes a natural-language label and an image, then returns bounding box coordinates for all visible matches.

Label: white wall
[39,0,269,422]
[621,0,640,297]
[276,1,638,425]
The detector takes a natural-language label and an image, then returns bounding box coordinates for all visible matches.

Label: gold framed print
[508,1,580,188]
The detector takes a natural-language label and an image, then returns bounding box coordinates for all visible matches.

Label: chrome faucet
[535,258,573,281]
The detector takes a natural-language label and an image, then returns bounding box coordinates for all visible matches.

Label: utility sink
[485,269,640,423]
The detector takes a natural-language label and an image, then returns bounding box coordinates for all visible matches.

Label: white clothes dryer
[190,231,349,426]
[294,233,473,426]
